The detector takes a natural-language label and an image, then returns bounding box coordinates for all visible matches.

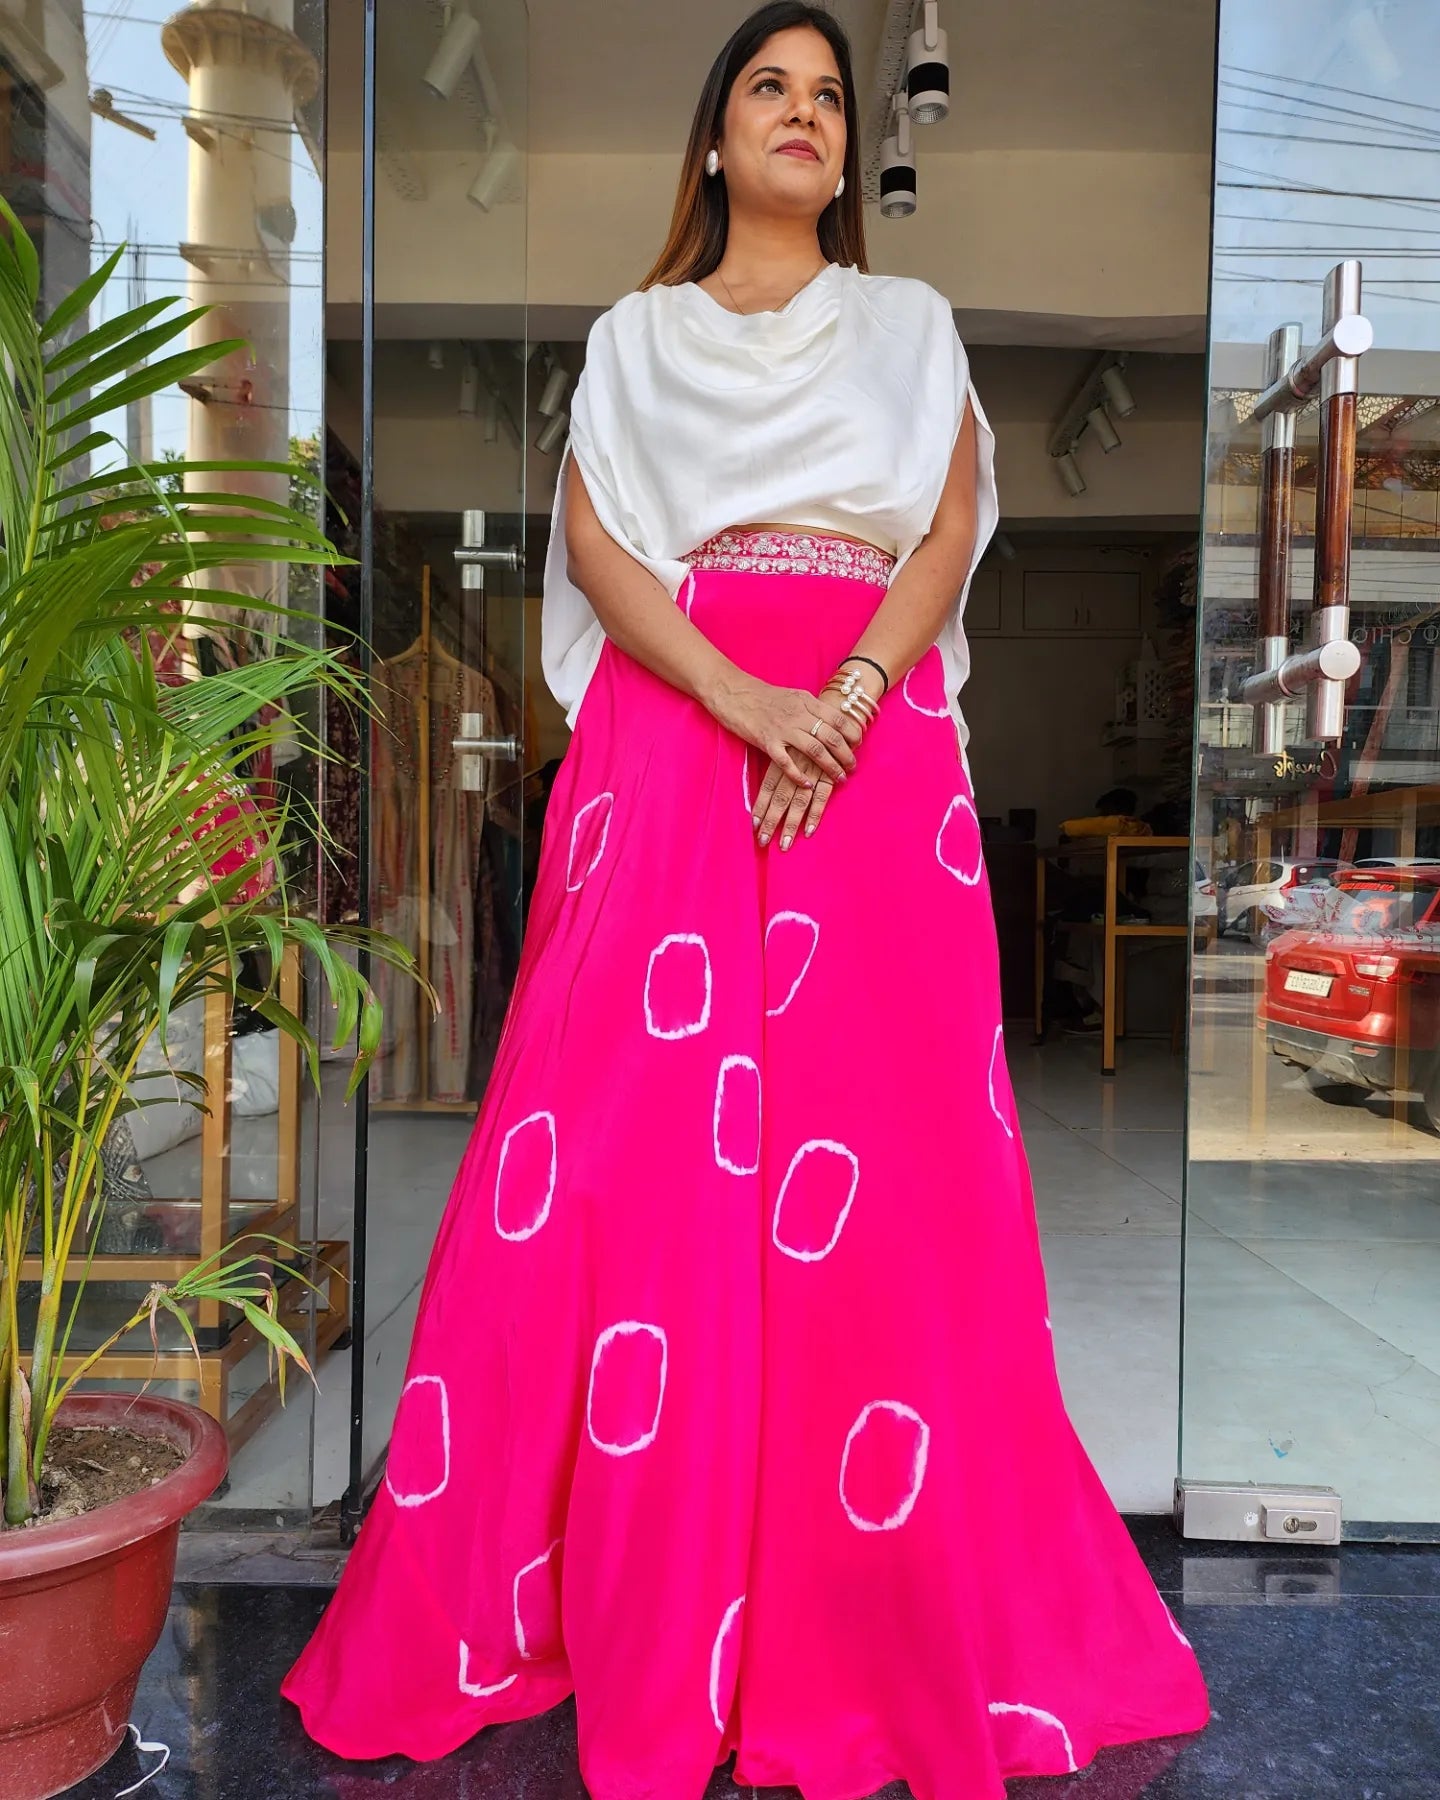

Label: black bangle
[840,653,889,694]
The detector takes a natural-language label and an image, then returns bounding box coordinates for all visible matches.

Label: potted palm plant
[0,200,416,1798]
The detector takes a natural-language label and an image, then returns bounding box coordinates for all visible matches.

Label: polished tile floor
[71,1522,1440,1799]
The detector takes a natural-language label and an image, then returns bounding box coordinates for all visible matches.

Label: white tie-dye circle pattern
[772,1138,860,1262]
[513,1538,564,1662]
[988,1025,1015,1140]
[586,1321,669,1456]
[764,911,820,1016]
[935,793,984,886]
[458,1640,518,1699]
[987,1700,1078,1773]
[708,1596,746,1732]
[567,792,614,892]
[644,932,713,1039]
[714,1054,761,1175]
[902,661,950,717]
[839,1400,931,1532]
[384,1375,450,1508]
[494,1109,558,1241]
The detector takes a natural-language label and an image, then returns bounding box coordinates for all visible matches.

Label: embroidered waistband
[681,529,896,584]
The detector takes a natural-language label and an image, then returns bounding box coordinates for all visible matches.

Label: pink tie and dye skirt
[283,531,1209,1799]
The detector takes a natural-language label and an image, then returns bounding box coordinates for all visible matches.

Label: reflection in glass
[0,0,328,1517]
[352,0,532,1494]
[1184,0,1440,1533]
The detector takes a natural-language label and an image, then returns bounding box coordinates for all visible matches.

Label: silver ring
[810,718,824,736]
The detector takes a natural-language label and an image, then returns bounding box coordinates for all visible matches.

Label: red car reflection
[1262,867,1440,1130]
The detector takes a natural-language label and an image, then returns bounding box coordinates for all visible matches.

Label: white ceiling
[328,0,1216,158]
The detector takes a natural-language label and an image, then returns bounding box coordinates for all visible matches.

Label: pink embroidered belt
[681,529,895,585]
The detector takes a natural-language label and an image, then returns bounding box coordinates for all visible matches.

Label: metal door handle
[456,508,522,588]
[1238,260,1371,745]
[453,735,519,758]
[454,546,522,570]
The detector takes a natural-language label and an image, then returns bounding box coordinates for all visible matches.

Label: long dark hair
[639,2,868,290]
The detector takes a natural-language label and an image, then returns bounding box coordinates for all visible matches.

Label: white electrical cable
[114,1723,171,1797]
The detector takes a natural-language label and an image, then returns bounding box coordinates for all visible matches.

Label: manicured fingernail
[759,832,770,846]
[804,823,815,837]
[781,833,792,851]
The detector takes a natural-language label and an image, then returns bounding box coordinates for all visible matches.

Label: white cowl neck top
[540,261,999,745]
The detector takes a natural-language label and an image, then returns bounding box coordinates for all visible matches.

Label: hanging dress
[283,262,1209,1800]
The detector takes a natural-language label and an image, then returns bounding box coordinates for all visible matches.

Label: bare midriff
[726,520,892,556]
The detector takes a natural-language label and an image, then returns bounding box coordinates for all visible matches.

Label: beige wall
[329,147,1211,342]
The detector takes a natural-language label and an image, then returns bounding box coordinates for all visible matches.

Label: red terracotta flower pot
[0,1393,228,1800]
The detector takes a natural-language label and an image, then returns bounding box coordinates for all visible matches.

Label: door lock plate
[1175,1478,1342,1544]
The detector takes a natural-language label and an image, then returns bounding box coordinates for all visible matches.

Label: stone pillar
[162,1,318,633]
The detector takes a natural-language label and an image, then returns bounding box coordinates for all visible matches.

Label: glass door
[1180,0,1440,1540]
[347,0,530,1521]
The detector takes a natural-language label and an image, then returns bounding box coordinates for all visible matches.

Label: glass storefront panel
[1182,0,1440,1537]
[1,0,331,1520]
[350,0,530,1501]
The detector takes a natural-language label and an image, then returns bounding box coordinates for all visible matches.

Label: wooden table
[1034,835,1191,1076]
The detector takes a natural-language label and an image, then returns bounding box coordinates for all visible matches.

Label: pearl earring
[834,175,845,199]
[705,148,720,176]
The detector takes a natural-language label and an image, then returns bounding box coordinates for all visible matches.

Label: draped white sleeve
[904,291,1001,751]
[540,306,698,727]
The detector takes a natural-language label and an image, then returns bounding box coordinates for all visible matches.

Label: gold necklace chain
[713,260,828,317]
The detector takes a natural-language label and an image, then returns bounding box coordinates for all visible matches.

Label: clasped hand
[713,675,870,851]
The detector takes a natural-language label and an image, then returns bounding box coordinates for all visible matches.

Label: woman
[284,6,1210,1795]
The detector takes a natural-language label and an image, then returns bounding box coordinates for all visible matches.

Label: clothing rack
[373,565,483,1116]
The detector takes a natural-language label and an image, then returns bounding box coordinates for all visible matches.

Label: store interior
[10,0,1439,1540]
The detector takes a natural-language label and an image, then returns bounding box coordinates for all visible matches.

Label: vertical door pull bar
[1238,261,1371,739]
[1249,322,1300,756]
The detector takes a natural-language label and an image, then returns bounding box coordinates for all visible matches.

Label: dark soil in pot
[31,1426,186,1527]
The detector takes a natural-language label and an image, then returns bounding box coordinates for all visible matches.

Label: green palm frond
[0,194,430,1524]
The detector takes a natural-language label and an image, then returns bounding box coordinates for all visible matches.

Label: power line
[1225,62,1440,129]
[1215,209,1440,237]
[1221,100,1440,154]
[1221,125,1440,158]
[1213,269,1440,306]
[1220,78,1440,148]
[1219,176,1440,210]
[1218,245,1440,258]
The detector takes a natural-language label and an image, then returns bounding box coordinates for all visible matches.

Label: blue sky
[81,2,324,463]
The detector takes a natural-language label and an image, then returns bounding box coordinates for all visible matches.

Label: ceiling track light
[538,363,571,418]
[468,140,518,210]
[1086,404,1121,453]
[906,1,949,126]
[1047,352,1137,465]
[1100,360,1136,418]
[879,93,917,219]
[423,7,481,101]
[535,410,569,455]
[1055,451,1086,497]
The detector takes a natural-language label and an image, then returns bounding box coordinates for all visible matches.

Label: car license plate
[1285,970,1333,997]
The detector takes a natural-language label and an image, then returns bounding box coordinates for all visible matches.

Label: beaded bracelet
[839,653,890,694]
[821,667,881,729]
